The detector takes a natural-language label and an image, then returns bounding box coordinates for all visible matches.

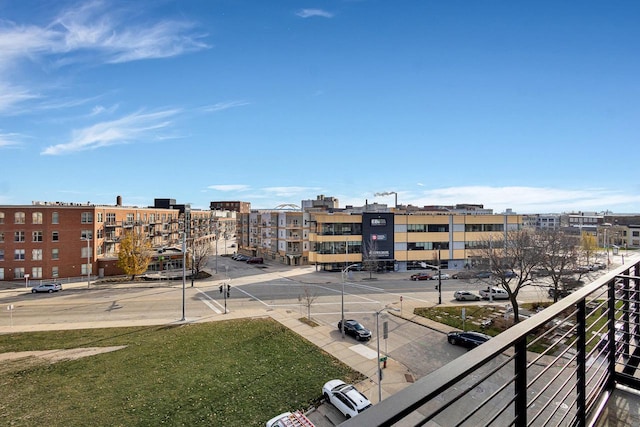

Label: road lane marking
[196,289,225,314]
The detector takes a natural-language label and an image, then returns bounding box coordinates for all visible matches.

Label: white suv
[322,379,372,419]
[31,283,62,293]
[479,287,509,300]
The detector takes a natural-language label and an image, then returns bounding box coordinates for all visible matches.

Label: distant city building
[523,213,561,230]
[210,201,251,214]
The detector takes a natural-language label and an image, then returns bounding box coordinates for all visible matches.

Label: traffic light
[434,284,439,290]
[226,285,231,298]
[219,285,223,294]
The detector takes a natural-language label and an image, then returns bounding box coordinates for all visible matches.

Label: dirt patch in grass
[0,346,127,374]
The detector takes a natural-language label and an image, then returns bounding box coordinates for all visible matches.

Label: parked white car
[266,411,315,427]
[322,379,372,419]
[430,273,451,280]
[31,283,62,293]
[454,290,480,301]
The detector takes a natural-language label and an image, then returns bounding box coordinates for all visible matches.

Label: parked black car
[447,331,491,348]
[338,319,372,341]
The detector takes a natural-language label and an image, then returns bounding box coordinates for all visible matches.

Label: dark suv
[447,331,491,348]
[246,257,263,264]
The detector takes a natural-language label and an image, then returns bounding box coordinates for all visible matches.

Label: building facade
[0,197,234,282]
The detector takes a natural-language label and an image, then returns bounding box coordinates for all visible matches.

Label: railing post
[576,299,587,427]
[607,277,617,387]
[622,274,631,356]
[514,337,527,427]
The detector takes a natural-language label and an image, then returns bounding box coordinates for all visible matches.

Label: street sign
[383,321,388,339]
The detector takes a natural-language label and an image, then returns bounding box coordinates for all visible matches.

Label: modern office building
[236,198,523,272]
[307,208,523,272]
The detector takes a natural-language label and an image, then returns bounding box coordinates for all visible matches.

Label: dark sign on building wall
[362,212,395,260]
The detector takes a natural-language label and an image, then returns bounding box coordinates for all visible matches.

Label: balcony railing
[342,260,640,427]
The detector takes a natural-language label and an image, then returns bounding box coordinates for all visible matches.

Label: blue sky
[1,0,639,214]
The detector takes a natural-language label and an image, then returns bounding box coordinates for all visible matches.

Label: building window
[14,212,25,224]
[52,266,58,278]
[52,248,59,260]
[32,212,43,224]
[126,213,134,224]
[0,211,4,224]
[32,231,44,242]
[106,212,116,224]
[14,267,25,279]
[81,230,93,240]
[0,249,4,261]
[81,212,93,223]
[633,231,640,237]
[52,231,59,241]
[31,267,42,279]
[97,229,103,238]
[32,249,43,261]
[0,232,3,243]
[81,264,92,275]
[81,246,91,259]
[0,268,4,280]
[14,249,25,260]
[52,211,59,224]
[97,212,103,222]
[14,231,25,242]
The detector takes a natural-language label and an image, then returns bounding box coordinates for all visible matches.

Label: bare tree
[362,236,381,279]
[299,286,318,321]
[476,230,543,323]
[536,229,580,302]
[190,238,213,277]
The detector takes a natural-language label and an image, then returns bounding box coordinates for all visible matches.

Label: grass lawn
[414,301,553,336]
[0,319,362,427]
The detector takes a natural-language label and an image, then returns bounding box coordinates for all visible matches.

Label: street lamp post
[181,231,186,321]
[375,306,399,403]
[341,262,361,339]
[85,237,91,288]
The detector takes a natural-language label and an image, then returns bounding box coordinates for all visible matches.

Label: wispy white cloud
[89,104,119,116]
[296,9,334,19]
[201,101,251,113]
[50,1,209,64]
[0,83,40,113]
[0,1,208,112]
[263,186,322,197]
[0,131,23,147]
[41,108,179,155]
[208,184,251,192]
[401,186,640,214]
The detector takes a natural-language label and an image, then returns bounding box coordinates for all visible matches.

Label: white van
[479,287,509,300]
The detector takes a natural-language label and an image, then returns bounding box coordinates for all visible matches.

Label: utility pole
[437,247,442,305]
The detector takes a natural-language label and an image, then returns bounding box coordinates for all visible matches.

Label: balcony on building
[340,261,640,427]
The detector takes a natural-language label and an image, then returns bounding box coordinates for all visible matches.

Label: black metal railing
[342,260,640,427]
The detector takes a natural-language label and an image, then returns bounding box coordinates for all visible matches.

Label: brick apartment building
[0,197,235,283]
